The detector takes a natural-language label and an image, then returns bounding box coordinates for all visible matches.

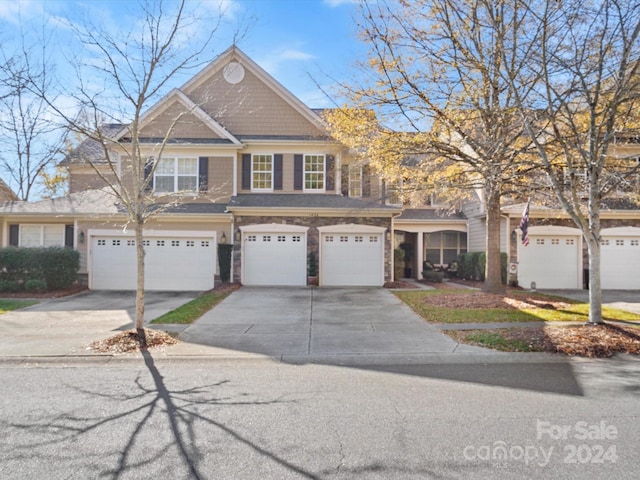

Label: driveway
[0,291,198,357]
[171,287,490,361]
[541,289,640,315]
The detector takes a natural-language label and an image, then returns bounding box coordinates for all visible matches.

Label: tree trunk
[585,235,604,325]
[483,189,505,293]
[135,221,146,331]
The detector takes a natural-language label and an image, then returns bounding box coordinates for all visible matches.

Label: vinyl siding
[138,100,225,139]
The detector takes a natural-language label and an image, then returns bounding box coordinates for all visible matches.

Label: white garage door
[319,225,385,287]
[518,227,581,289]
[241,225,308,286]
[91,233,215,291]
[601,227,640,289]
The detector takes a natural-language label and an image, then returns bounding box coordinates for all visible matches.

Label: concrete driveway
[541,289,640,315]
[171,287,489,362]
[0,291,198,357]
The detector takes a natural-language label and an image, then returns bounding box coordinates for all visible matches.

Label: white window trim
[251,153,274,192]
[303,154,325,192]
[19,224,66,247]
[153,156,199,194]
[348,164,362,197]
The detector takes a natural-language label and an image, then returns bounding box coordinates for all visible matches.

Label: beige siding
[208,156,234,201]
[139,101,224,139]
[69,165,117,193]
[188,66,325,138]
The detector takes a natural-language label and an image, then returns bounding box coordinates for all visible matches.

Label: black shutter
[65,225,74,248]
[242,154,251,190]
[199,157,209,193]
[341,165,349,196]
[274,154,283,190]
[326,154,335,191]
[294,154,303,191]
[363,165,371,197]
[9,224,19,246]
[144,157,154,192]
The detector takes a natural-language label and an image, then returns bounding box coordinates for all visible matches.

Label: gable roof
[180,46,327,133]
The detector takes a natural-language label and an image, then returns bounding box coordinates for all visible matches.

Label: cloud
[258,48,315,75]
[0,0,43,24]
[322,0,357,7]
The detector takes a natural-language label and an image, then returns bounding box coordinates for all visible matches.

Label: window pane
[155,176,174,192]
[349,165,362,197]
[252,154,273,190]
[156,158,175,174]
[426,249,440,264]
[304,155,324,190]
[178,176,197,192]
[43,225,63,246]
[178,158,197,174]
[443,232,458,248]
[20,225,41,247]
[443,249,458,264]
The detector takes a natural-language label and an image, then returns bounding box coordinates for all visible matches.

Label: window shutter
[326,154,335,191]
[199,157,209,193]
[65,225,74,248]
[242,154,251,190]
[9,224,19,246]
[274,154,283,190]
[363,165,371,197]
[341,165,349,196]
[144,157,154,192]
[294,154,303,190]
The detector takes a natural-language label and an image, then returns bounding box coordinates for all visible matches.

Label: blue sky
[0,0,366,109]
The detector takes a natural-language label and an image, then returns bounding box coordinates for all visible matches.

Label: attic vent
[223,61,245,84]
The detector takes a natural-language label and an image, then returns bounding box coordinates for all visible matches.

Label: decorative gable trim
[113,89,242,146]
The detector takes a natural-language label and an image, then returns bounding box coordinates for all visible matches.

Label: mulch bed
[89,328,178,354]
[0,284,89,299]
[417,289,574,310]
[384,280,420,289]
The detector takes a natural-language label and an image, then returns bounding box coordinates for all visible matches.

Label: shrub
[307,251,318,277]
[0,280,21,292]
[25,279,48,293]
[422,270,445,282]
[0,247,79,290]
[217,244,233,283]
[457,252,508,283]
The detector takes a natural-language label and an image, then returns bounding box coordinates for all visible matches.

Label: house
[0,46,638,291]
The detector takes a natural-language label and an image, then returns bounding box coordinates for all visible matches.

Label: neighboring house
[0,179,19,202]
[0,46,638,291]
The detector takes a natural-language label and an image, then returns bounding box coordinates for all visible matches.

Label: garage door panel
[321,233,384,287]
[243,233,306,286]
[518,235,580,289]
[92,235,215,291]
[601,237,640,289]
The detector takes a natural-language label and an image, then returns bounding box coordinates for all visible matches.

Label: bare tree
[0,29,67,200]
[330,0,540,292]
[34,0,231,339]
[503,0,640,323]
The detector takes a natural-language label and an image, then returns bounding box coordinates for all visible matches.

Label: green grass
[448,331,535,352]
[151,289,234,324]
[0,299,38,313]
[394,290,640,324]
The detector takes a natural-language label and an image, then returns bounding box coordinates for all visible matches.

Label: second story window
[252,154,273,190]
[304,154,325,191]
[155,157,198,193]
[348,165,362,197]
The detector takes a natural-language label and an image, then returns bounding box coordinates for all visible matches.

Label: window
[616,239,624,246]
[19,225,65,247]
[127,240,135,246]
[304,154,325,191]
[252,154,273,190]
[424,231,467,265]
[348,165,362,197]
[154,157,198,193]
[632,240,639,246]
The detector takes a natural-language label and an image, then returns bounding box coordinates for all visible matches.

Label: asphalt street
[1,355,639,480]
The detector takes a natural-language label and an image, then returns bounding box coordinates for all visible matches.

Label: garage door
[319,225,385,286]
[517,226,581,289]
[241,225,308,286]
[601,227,640,289]
[91,233,216,291]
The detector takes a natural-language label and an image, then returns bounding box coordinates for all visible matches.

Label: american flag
[520,200,530,246]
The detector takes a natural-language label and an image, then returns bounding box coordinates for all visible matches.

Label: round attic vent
[223,61,245,84]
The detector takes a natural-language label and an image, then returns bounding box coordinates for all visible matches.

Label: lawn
[151,285,239,324]
[0,299,38,313]
[394,289,640,324]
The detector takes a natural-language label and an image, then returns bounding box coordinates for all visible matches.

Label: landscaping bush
[456,251,508,283]
[422,270,445,282]
[0,247,79,290]
[25,279,48,293]
[0,280,21,292]
[307,251,318,277]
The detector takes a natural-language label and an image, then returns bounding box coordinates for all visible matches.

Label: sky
[0,0,367,109]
